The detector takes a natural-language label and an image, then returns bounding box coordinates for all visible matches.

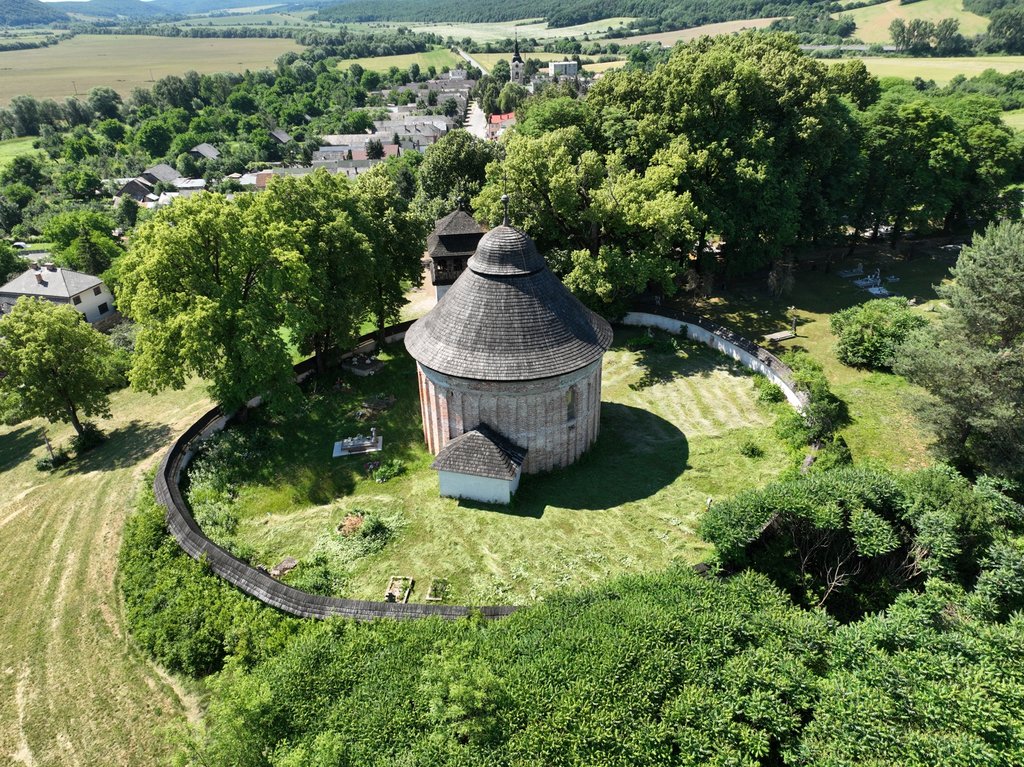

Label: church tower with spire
[510,32,525,85]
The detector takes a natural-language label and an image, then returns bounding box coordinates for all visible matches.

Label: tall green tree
[0,242,27,282]
[260,171,371,373]
[117,193,308,413]
[897,218,1024,475]
[43,211,122,274]
[854,98,967,242]
[474,127,697,311]
[353,168,428,342]
[415,129,496,219]
[637,33,861,275]
[0,298,117,437]
[896,220,1024,479]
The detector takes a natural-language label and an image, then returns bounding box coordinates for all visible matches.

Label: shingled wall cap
[467,224,546,276]
[405,225,613,381]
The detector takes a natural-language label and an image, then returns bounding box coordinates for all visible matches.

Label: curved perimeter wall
[623,305,807,410]
[153,309,806,622]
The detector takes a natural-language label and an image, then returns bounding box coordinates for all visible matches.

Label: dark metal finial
[500,193,510,226]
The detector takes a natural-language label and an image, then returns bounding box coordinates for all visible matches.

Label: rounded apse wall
[416,358,603,474]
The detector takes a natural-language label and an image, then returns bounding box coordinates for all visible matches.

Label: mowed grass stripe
[0,383,211,764]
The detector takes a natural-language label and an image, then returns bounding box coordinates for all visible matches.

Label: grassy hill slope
[841,0,989,43]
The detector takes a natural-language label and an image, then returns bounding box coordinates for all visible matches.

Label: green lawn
[0,136,38,170]
[840,55,1024,84]
[0,382,211,765]
[0,34,301,104]
[1002,107,1024,130]
[339,46,463,74]
[203,329,791,606]
[686,247,952,470]
[840,0,989,43]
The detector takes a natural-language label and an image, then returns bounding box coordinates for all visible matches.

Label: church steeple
[510,31,525,84]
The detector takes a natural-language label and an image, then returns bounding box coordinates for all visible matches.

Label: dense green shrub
[69,421,105,454]
[35,446,70,471]
[192,561,1024,767]
[119,482,301,676]
[776,351,850,447]
[700,466,1024,621]
[197,568,833,767]
[830,297,928,369]
[371,458,405,483]
[753,373,786,403]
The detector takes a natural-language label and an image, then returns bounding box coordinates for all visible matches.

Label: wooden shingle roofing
[431,424,526,480]
[405,224,613,381]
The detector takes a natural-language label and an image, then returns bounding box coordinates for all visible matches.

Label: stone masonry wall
[417,359,603,474]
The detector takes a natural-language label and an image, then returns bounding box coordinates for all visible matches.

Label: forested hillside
[0,0,68,26]
[318,0,829,30]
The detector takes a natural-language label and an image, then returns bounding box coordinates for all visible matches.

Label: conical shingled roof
[405,224,613,381]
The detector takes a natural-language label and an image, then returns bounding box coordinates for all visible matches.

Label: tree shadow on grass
[62,420,173,474]
[0,424,45,473]
[494,402,690,516]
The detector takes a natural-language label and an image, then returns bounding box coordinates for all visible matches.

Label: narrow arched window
[566,386,577,423]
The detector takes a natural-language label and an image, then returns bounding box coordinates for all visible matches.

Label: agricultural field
[839,54,1024,84]
[339,45,462,73]
[618,17,778,46]
[0,382,211,765]
[161,9,337,30]
[0,136,39,171]
[344,17,636,43]
[200,330,791,606]
[0,28,62,45]
[840,0,989,43]
[0,34,301,104]
[472,49,625,73]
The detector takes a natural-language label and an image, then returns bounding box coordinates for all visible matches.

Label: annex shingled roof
[405,224,613,381]
[431,425,526,480]
[426,210,485,261]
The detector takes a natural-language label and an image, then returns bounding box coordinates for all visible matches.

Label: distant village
[108,53,584,211]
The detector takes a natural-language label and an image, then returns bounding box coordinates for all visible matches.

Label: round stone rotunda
[404,219,613,499]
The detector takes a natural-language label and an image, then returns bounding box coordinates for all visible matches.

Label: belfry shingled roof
[405,224,613,381]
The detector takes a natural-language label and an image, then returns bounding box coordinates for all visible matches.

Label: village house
[0,263,117,327]
[188,143,220,160]
[486,112,516,141]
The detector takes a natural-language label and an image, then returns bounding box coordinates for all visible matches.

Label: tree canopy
[896,220,1024,480]
[117,192,308,412]
[0,298,118,436]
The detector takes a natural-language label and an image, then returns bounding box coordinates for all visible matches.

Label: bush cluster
[830,297,927,370]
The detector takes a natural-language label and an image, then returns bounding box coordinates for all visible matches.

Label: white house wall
[71,284,116,324]
[438,471,512,504]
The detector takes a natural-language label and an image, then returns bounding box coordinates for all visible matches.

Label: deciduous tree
[0,298,117,436]
[117,193,308,412]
